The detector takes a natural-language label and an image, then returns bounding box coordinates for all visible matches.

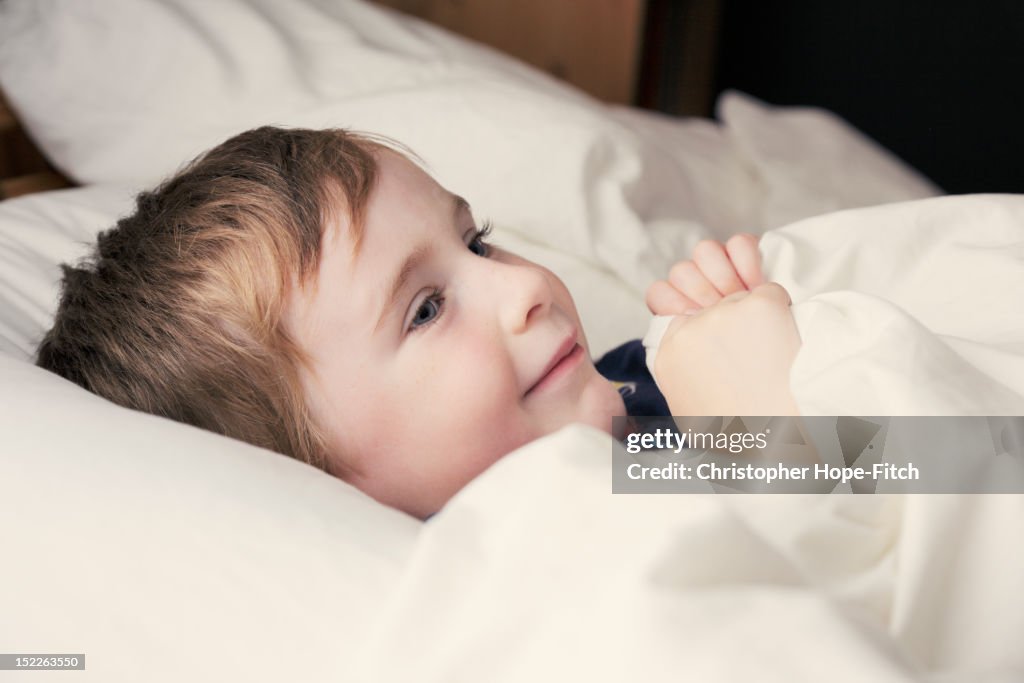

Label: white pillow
[0,0,579,188]
[0,187,423,680]
[0,0,748,292]
[1,355,422,681]
[0,1,941,295]
[0,186,131,359]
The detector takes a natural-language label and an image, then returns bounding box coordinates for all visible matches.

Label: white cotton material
[642,314,676,380]
[358,425,1024,683]
[764,194,1024,416]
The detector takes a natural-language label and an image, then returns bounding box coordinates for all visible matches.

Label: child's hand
[646,234,764,315]
[654,283,801,416]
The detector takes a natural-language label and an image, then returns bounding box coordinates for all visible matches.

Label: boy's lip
[525,333,583,397]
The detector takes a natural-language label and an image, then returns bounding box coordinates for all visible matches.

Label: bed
[1,1,1022,681]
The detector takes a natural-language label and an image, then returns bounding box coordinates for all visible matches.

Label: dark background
[710,0,1024,194]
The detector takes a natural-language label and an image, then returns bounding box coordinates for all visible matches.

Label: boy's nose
[497,262,553,335]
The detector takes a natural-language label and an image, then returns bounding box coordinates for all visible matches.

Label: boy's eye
[468,235,488,257]
[410,290,444,330]
[467,220,493,257]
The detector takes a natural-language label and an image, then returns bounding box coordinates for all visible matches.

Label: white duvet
[771,195,1024,416]
[359,194,1024,683]
[363,432,1023,682]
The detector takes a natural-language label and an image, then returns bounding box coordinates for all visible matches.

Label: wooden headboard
[372,0,722,115]
[372,0,646,105]
[0,91,72,199]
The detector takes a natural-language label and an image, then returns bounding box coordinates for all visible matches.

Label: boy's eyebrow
[453,194,470,218]
[375,194,470,332]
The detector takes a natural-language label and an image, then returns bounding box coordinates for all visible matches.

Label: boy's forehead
[374,149,451,208]
[317,150,445,259]
[297,154,463,315]
[358,152,468,249]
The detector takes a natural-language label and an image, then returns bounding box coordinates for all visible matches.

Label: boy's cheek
[548,270,578,309]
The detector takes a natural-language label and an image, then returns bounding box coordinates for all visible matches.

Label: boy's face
[287,151,625,518]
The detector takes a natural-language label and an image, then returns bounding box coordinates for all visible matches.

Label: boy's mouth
[525,335,584,397]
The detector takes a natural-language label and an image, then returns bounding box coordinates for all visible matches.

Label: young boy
[36,127,799,519]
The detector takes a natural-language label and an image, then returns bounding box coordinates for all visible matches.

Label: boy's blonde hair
[37,126,382,470]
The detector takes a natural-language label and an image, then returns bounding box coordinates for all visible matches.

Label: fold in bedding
[767,194,1024,415]
[359,427,1023,682]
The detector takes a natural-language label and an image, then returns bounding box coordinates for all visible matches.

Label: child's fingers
[667,259,722,307]
[691,239,747,297]
[646,279,701,315]
[725,233,764,288]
